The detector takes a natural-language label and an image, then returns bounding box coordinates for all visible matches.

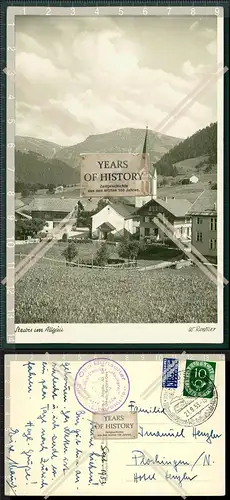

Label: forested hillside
[15,150,80,185]
[153,122,217,172]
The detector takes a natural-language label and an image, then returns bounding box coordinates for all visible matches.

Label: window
[210,217,217,231]
[187,227,190,236]
[149,205,162,213]
[144,227,150,237]
[209,239,217,250]
[145,216,150,222]
[197,217,203,224]
[196,231,203,242]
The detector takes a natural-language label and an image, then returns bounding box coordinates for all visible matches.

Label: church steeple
[142,125,148,155]
[135,125,156,208]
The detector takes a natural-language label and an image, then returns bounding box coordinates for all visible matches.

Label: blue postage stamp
[162,358,179,388]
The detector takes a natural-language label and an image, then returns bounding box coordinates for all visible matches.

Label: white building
[189,175,199,184]
[91,201,138,240]
[55,185,64,193]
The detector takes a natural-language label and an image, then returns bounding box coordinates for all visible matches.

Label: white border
[6,7,225,344]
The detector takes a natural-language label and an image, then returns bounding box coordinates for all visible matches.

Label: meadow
[15,260,217,324]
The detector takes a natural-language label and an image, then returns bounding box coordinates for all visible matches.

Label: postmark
[74,358,130,413]
[162,358,179,388]
[161,370,218,427]
[92,411,137,440]
[183,360,216,398]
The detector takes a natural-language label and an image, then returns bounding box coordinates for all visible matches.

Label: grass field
[15,261,217,323]
[15,241,183,268]
[15,241,119,264]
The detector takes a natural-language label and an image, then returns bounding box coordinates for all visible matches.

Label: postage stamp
[74,358,130,414]
[183,360,216,399]
[161,370,218,427]
[162,358,179,388]
[92,411,138,440]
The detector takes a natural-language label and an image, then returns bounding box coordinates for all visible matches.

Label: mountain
[153,122,217,175]
[15,128,182,185]
[16,136,63,159]
[15,150,80,185]
[52,127,182,173]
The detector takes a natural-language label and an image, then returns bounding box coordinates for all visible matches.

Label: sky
[15,15,219,146]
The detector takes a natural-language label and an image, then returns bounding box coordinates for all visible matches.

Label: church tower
[151,167,157,200]
[135,125,157,208]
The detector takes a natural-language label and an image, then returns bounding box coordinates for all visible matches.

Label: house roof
[108,201,136,218]
[98,221,116,231]
[136,198,192,218]
[187,190,217,215]
[15,198,25,209]
[15,210,32,219]
[27,198,78,213]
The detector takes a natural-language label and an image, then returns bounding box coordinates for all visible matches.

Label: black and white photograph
[6,7,225,343]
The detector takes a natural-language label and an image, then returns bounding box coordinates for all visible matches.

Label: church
[92,125,192,243]
[132,126,192,243]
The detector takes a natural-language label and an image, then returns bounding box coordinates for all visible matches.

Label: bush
[38,232,48,240]
[62,241,78,263]
[137,242,183,261]
[118,239,140,260]
[62,232,68,242]
[95,243,110,266]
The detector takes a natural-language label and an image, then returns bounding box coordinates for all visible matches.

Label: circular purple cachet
[74,358,130,413]
[161,371,218,427]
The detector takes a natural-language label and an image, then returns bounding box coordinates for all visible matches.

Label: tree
[78,200,84,211]
[21,188,31,198]
[118,239,140,261]
[95,243,110,266]
[97,199,108,212]
[15,218,44,240]
[62,241,78,264]
[62,232,68,242]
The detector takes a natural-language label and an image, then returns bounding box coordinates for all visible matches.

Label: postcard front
[5,6,226,344]
[5,353,225,496]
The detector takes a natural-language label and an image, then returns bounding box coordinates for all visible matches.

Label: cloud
[189,21,199,32]
[206,40,217,56]
[16,52,72,84]
[200,27,217,40]
[15,17,218,145]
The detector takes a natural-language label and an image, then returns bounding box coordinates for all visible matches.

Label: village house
[15,198,32,221]
[186,190,217,263]
[26,198,78,237]
[91,201,138,240]
[134,197,192,242]
[189,175,199,184]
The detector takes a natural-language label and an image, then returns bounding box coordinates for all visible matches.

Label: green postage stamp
[183,360,216,399]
